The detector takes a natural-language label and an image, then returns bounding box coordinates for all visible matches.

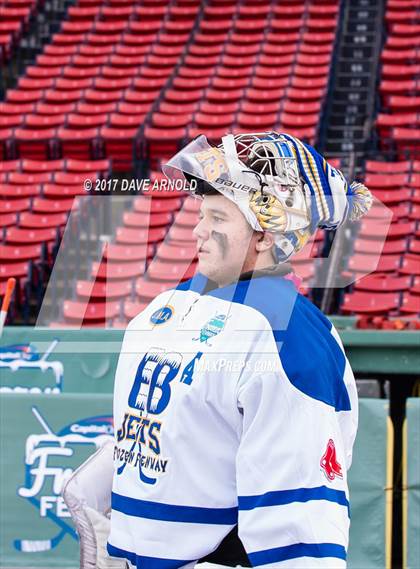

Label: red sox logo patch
[320,439,343,481]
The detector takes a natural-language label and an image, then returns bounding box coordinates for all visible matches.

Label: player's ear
[255,231,275,252]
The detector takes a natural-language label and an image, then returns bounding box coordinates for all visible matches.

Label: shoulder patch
[150,305,174,325]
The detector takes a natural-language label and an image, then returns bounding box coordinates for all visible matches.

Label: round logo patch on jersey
[150,305,174,325]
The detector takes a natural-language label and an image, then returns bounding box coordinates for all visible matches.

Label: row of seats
[0,158,110,323]
[138,1,339,169]
[341,159,420,323]
[0,0,200,168]
[0,0,340,171]
[0,157,110,174]
[376,0,420,157]
[0,0,342,327]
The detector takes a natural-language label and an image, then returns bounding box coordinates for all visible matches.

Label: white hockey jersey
[108,271,358,569]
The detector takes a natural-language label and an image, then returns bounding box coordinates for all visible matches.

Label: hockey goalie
[63,131,372,569]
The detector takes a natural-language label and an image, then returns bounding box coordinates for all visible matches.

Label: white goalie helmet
[163,132,312,235]
[163,131,372,262]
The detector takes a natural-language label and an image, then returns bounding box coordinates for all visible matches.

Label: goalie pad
[62,439,125,569]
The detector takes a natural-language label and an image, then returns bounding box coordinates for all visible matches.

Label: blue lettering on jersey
[116,413,160,455]
[180,352,203,385]
[128,350,182,415]
[117,350,205,485]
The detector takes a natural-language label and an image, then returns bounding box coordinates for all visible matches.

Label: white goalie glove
[62,440,126,569]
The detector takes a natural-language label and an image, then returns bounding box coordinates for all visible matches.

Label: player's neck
[216,252,280,288]
[239,249,276,277]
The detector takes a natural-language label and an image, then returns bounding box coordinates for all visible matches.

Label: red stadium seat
[0,159,20,172]
[0,212,18,227]
[365,173,409,188]
[91,260,146,281]
[123,211,174,229]
[100,126,138,171]
[36,102,76,115]
[66,158,110,173]
[135,277,173,301]
[383,239,409,255]
[400,293,420,314]
[103,243,155,262]
[0,261,29,280]
[354,274,411,292]
[173,210,199,228]
[147,259,197,282]
[359,220,415,240]
[354,237,408,255]
[0,243,43,262]
[349,253,402,273]
[76,279,132,300]
[9,171,52,185]
[115,226,167,245]
[32,198,75,214]
[27,65,62,79]
[237,112,278,130]
[66,114,108,129]
[133,196,182,214]
[63,300,120,323]
[43,184,86,199]
[365,159,411,173]
[342,291,401,315]
[0,114,23,127]
[19,211,68,229]
[14,127,57,160]
[393,127,420,156]
[158,242,197,262]
[373,189,412,204]
[21,159,65,172]
[168,225,195,243]
[58,127,100,160]
[18,77,55,90]
[0,198,31,213]
[399,255,420,275]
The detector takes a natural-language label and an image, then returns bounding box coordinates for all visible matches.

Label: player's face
[193,194,259,286]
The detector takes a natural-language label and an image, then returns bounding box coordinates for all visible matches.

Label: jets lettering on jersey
[114,348,203,484]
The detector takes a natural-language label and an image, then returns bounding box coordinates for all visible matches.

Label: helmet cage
[223,132,301,191]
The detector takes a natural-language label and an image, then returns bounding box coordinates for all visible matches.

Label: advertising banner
[0,393,113,568]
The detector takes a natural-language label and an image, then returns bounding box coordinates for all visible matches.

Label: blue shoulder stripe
[238,485,349,516]
[207,275,351,412]
[112,492,238,525]
[107,543,192,569]
[248,542,347,567]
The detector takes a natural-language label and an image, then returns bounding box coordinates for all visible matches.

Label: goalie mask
[163,132,372,262]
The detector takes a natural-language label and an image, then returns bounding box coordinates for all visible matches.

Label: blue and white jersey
[108,272,358,569]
